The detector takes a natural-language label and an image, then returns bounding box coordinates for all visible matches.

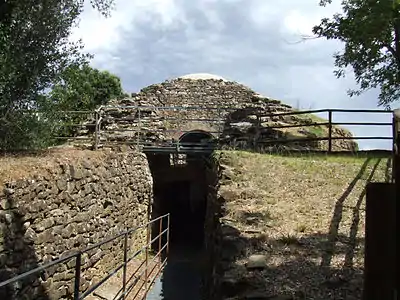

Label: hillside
[217,150,392,300]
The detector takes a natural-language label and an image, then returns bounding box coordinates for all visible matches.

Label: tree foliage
[48,64,124,137]
[313,0,400,108]
[0,0,115,151]
[50,63,123,111]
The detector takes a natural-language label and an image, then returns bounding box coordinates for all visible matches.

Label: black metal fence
[95,106,395,153]
[0,213,170,300]
[6,106,395,153]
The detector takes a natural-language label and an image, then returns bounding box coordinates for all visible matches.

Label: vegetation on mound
[0,148,107,189]
[217,150,391,299]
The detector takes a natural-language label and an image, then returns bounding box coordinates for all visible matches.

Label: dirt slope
[217,150,392,300]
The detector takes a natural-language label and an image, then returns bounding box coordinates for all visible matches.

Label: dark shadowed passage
[145,131,214,300]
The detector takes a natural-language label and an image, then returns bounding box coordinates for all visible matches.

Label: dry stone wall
[80,76,357,152]
[0,150,153,300]
[202,153,223,300]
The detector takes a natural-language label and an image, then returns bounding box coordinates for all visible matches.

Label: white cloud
[283,10,318,36]
[71,0,184,53]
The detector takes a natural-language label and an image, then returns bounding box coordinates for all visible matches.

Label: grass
[0,147,107,189]
[306,125,326,137]
[217,150,392,299]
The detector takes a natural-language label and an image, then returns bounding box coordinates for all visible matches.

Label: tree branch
[283,34,321,45]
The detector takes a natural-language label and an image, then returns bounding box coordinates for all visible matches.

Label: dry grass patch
[218,150,391,299]
[0,146,108,189]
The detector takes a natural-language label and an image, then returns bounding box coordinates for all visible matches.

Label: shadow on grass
[217,158,387,299]
[218,224,365,299]
[321,158,381,269]
[238,211,273,226]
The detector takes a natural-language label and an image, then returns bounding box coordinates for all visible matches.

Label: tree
[313,0,400,108]
[50,63,123,111]
[0,0,114,150]
[47,64,124,137]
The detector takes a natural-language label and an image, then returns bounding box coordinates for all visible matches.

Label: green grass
[306,125,326,137]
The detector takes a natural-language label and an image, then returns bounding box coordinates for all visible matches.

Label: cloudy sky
[71,0,396,150]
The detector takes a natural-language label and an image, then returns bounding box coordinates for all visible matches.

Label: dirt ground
[217,150,392,300]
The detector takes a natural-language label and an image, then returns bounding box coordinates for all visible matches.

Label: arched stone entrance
[178,130,214,146]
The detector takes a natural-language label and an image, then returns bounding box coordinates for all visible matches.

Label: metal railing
[95,105,395,153]
[10,105,396,153]
[0,213,170,300]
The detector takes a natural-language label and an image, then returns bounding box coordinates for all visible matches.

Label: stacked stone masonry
[79,77,357,152]
[202,153,223,300]
[0,150,153,300]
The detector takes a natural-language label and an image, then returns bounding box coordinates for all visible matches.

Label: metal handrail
[0,213,170,300]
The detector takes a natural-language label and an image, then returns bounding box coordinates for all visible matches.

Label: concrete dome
[177,73,228,81]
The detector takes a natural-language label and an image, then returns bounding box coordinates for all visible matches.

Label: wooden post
[328,110,332,153]
[363,183,396,300]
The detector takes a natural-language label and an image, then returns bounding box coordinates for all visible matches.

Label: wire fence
[0,213,170,300]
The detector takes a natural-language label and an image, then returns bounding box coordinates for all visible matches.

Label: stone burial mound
[78,73,358,152]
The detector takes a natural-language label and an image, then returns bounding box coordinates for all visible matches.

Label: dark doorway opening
[144,131,213,300]
[146,151,210,300]
[147,153,208,250]
[162,180,206,246]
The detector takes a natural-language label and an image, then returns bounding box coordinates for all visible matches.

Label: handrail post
[73,252,82,300]
[144,221,150,298]
[166,214,170,257]
[158,217,163,269]
[122,232,128,300]
[328,110,333,153]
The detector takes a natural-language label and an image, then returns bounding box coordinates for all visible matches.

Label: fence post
[328,110,332,153]
[217,105,221,137]
[94,110,99,150]
[256,106,262,152]
[137,107,141,150]
[122,232,128,300]
[393,109,400,183]
[73,252,82,300]
[177,107,181,152]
